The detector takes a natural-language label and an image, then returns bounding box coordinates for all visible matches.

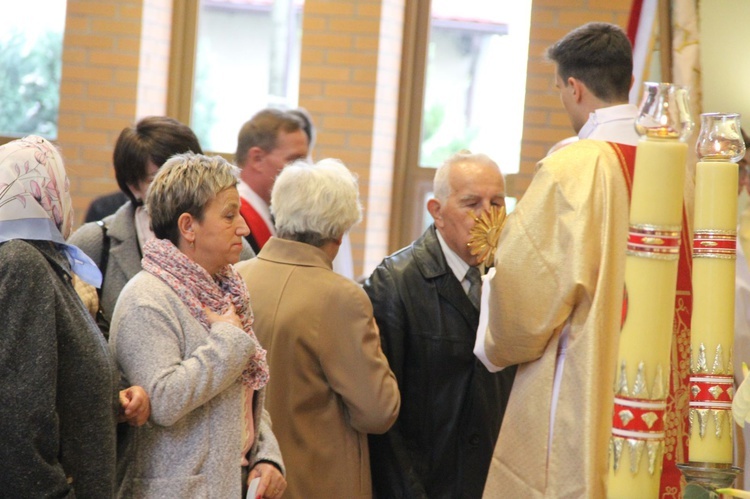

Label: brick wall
[364,0,404,276]
[136,0,172,118]
[299,0,404,279]
[59,0,171,226]
[58,0,632,273]
[510,0,632,197]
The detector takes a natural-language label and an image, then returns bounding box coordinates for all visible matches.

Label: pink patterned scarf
[141,237,269,390]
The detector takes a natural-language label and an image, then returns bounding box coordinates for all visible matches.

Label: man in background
[235,108,309,253]
[289,107,316,161]
[365,151,515,498]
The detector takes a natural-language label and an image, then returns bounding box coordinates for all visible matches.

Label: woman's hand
[204,304,242,329]
[249,462,286,499]
[118,385,151,426]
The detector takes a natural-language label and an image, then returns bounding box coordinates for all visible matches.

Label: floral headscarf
[0,135,101,286]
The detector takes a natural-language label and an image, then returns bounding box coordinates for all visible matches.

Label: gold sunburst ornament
[467,205,507,268]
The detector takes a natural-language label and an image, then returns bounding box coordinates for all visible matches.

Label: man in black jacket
[364,151,516,498]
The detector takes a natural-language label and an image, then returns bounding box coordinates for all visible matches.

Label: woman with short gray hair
[272,158,362,245]
[110,153,286,498]
[236,158,400,498]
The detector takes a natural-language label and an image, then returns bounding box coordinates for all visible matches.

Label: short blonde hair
[271,158,362,246]
[147,152,240,245]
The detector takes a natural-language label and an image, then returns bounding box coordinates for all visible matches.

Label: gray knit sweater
[110,270,283,498]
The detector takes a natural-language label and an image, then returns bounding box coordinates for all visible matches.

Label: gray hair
[271,158,362,247]
[432,150,501,201]
[147,152,240,246]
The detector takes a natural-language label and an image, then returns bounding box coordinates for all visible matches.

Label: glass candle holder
[695,113,746,162]
[634,82,694,141]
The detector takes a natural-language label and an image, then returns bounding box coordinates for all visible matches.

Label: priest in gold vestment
[478,139,633,497]
[476,23,693,497]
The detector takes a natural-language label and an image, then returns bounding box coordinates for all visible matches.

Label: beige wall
[700,0,750,120]
[700,0,750,225]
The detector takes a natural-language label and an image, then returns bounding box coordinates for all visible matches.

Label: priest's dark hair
[546,22,633,104]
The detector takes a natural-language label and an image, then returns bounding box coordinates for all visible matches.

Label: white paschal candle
[608,137,688,498]
[688,159,737,464]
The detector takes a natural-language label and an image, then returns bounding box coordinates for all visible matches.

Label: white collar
[578,104,640,145]
[436,229,471,287]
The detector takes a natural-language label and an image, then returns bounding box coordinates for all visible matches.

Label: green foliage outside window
[420,102,477,167]
[0,30,62,139]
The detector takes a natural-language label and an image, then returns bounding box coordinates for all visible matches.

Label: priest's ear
[567,76,585,104]
[427,198,444,227]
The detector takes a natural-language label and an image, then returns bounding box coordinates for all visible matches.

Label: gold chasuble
[481,139,692,498]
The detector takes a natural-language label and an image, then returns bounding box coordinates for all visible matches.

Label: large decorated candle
[688,112,745,464]
[608,83,693,498]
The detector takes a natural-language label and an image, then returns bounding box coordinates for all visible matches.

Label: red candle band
[689,375,734,408]
[626,225,681,259]
[692,230,736,259]
[612,396,666,439]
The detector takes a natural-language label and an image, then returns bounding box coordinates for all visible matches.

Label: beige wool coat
[236,237,400,498]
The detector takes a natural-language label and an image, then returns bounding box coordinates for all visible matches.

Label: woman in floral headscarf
[0,136,150,497]
[109,152,285,498]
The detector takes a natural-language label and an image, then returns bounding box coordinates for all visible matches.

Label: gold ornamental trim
[467,205,507,268]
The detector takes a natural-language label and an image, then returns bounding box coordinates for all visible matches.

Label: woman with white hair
[109,153,285,498]
[236,158,401,498]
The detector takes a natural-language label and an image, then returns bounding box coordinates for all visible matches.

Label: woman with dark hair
[110,153,285,498]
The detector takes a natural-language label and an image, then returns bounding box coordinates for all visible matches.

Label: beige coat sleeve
[318,281,401,434]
